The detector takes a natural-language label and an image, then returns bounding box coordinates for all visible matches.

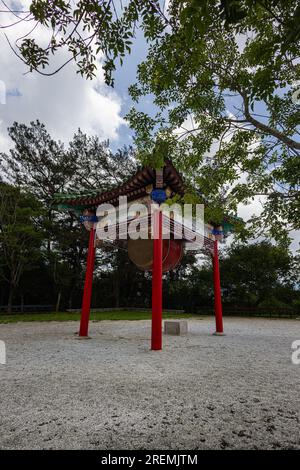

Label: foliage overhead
[126,0,300,244]
[1,0,166,85]
[3,1,300,85]
[1,1,300,242]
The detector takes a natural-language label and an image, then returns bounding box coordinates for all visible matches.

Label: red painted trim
[151,209,163,350]
[213,239,223,333]
[79,228,96,337]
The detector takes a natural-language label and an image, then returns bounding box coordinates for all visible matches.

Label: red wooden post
[213,239,224,334]
[79,227,96,337]
[151,209,163,350]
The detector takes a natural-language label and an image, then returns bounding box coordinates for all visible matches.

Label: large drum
[128,238,183,273]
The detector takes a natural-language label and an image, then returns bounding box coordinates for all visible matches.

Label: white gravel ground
[0,317,299,450]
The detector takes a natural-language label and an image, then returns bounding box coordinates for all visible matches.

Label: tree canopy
[5,0,300,240]
[1,0,165,85]
[0,121,299,313]
[0,121,138,310]
[0,183,43,312]
[126,0,300,243]
[1,1,300,243]
[3,1,300,83]
[219,241,299,307]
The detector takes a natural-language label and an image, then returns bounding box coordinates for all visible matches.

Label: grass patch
[0,310,199,324]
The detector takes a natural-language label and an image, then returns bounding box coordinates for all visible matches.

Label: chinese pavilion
[53,161,229,350]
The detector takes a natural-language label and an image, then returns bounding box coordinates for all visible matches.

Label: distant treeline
[0,122,299,314]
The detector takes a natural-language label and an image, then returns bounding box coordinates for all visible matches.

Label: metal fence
[189,306,299,319]
[0,305,298,319]
[0,305,53,313]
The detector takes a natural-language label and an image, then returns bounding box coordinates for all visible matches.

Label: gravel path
[0,317,299,449]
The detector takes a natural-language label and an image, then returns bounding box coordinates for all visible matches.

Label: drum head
[128,238,170,271]
[128,239,183,272]
[128,238,153,270]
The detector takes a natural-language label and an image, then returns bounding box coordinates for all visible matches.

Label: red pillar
[151,209,163,350]
[79,227,96,337]
[213,239,224,334]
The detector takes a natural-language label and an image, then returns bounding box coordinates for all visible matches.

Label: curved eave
[52,162,185,211]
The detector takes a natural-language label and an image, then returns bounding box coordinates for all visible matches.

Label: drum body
[128,238,183,273]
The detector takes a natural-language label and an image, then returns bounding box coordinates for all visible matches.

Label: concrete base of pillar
[164,320,188,336]
[213,331,225,336]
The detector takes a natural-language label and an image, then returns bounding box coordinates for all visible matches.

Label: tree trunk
[55,291,61,313]
[114,272,120,308]
[0,290,4,307]
[21,293,24,313]
[7,286,14,313]
[47,209,52,258]
[68,290,73,310]
[113,248,121,308]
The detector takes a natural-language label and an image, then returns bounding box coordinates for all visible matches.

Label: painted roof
[52,161,185,211]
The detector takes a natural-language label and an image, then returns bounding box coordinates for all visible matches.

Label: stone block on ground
[164,320,188,336]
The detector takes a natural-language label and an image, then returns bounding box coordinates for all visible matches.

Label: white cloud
[0,119,12,151]
[0,2,125,152]
[237,196,266,221]
[289,230,300,253]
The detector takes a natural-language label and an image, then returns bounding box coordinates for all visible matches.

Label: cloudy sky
[0,1,151,153]
[0,1,299,251]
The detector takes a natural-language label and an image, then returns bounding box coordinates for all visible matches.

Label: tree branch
[242,93,300,151]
